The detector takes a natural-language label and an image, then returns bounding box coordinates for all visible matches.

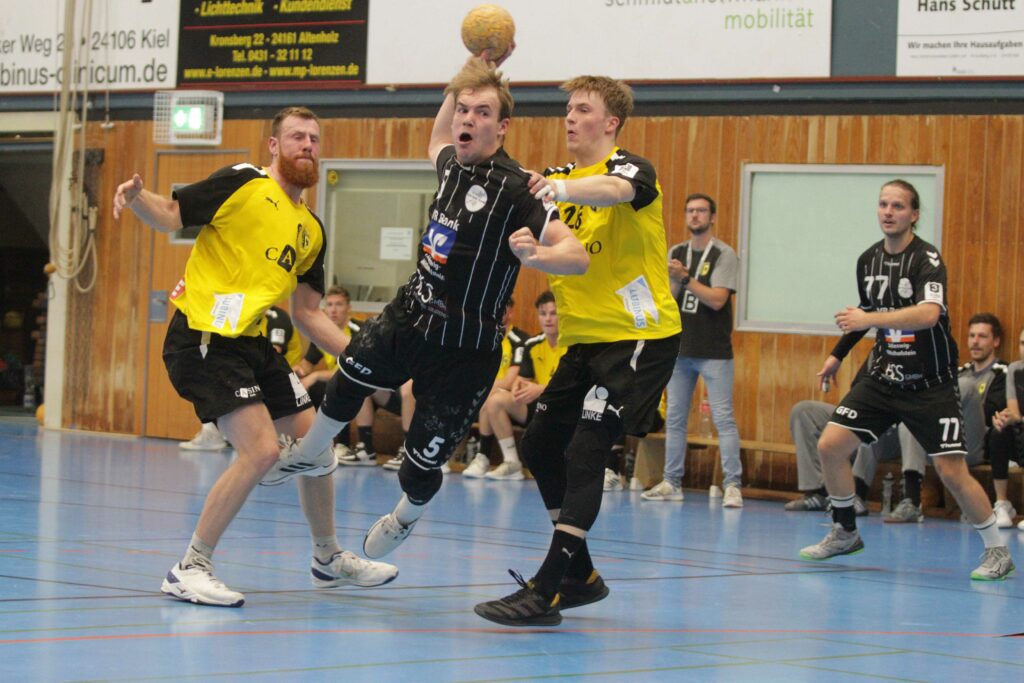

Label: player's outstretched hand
[113,174,144,220]
[816,355,841,392]
[480,40,515,67]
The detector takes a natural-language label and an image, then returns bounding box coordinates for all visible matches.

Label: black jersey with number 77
[856,235,958,390]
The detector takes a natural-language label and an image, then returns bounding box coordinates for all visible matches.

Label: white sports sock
[301,412,348,458]
[498,436,519,464]
[312,535,342,563]
[394,494,426,526]
[183,533,214,568]
[973,514,1002,549]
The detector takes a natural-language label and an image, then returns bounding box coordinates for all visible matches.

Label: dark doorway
[0,146,50,410]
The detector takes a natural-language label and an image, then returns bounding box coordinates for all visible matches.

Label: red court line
[0,626,1001,645]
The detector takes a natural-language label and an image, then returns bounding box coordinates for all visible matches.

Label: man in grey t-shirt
[643,193,743,506]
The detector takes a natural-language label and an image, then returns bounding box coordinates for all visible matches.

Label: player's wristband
[679,275,691,287]
[551,179,568,202]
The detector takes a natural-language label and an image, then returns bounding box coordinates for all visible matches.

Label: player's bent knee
[398,458,443,505]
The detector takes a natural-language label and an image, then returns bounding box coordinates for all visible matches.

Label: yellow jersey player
[475,75,681,626]
[113,107,398,608]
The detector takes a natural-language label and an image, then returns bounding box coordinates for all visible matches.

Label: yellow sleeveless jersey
[519,334,568,386]
[170,163,326,338]
[545,148,681,346]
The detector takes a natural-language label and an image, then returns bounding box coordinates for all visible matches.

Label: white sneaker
[1018,518,1024,531]
[179,423,228,451]
[161,561,244,607]
[363,512,416,559]
[485,460,524,481]
[603,468,623,492]
[722,485,744,508]
[333,443,352,461]
[994,500,1017,529]
[441,462,451,474]
[641,480,684,501]
[338,442,377,467]
[382,446,407,472]
[260,435,337,486]
[310,551,399,588]
[462,453,491,478]
[799,524,864,560]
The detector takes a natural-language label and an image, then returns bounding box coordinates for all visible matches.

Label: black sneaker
[558,570,609,610]
[474,570,562,627]
[784,493,829,511]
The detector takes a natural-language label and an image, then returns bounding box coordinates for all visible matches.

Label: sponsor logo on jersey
[297,223,310,250]
[926,250,941,267]
[423,219,456,263]
[610,162,639,179]
[885,329,916,344]
[170,278,185,300]
[581,385,610,421]
[265,196,279,209]
[924,281,943,304]
[897,277,913,298]
[465,184,488,212]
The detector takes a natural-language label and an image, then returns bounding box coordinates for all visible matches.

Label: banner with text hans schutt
[366,0,832,85]
[898,0,1024,76]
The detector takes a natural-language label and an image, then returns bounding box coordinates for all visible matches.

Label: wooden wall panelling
[64,113,1024,446]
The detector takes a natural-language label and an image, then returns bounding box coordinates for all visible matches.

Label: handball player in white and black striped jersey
[269,53,589,561]
[802,179,1014,580]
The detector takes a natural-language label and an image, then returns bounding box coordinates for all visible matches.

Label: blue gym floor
[0,420,1021,682]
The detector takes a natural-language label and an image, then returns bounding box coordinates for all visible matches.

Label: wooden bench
[634,430,1024,519]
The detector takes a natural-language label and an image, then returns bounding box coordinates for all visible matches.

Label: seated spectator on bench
[954,313,1019,528]
[787,398,926,519]
[463,298,528,477]
[993,323,1024,531]
[466,291,565,481]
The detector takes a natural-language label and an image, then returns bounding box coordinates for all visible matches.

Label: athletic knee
[398,459,443,505]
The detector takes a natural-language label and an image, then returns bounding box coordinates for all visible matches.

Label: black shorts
[829,375,966,457]
[536,334,680,437]
[324,303,501,470]
[163,310,312,423]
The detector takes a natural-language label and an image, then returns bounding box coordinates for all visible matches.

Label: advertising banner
[0,0,179,94]
[367,0,832,85]
[897,0,1024,76]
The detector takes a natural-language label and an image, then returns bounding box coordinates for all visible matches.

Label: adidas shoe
[485,460,524,481]
[179,423,228,451]
[558,570,609,610]
[474,570,562,627]
[784,493,830,511]
[884,498,924,524]
[160,560,244,607]
[970,546,1015,581]
[382,446,407,472]
[338,442,377,467]
[603,468,623,492]
[310,551,399,588]
[994,500,1017,529]
[363,512,416,559]
[462,453,490,478]
[260,435,337,486]
[799,524,864,561]
[641,480,684,502]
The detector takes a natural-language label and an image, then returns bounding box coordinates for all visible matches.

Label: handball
[461,4,515,59]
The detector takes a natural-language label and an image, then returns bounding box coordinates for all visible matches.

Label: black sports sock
[831,500,857,532]
[904,470,923,506]
[532,530,584,599]
[479,434,497,464]
[565,540,595,580]
[358,426,375,454]
[854,476,869,502]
